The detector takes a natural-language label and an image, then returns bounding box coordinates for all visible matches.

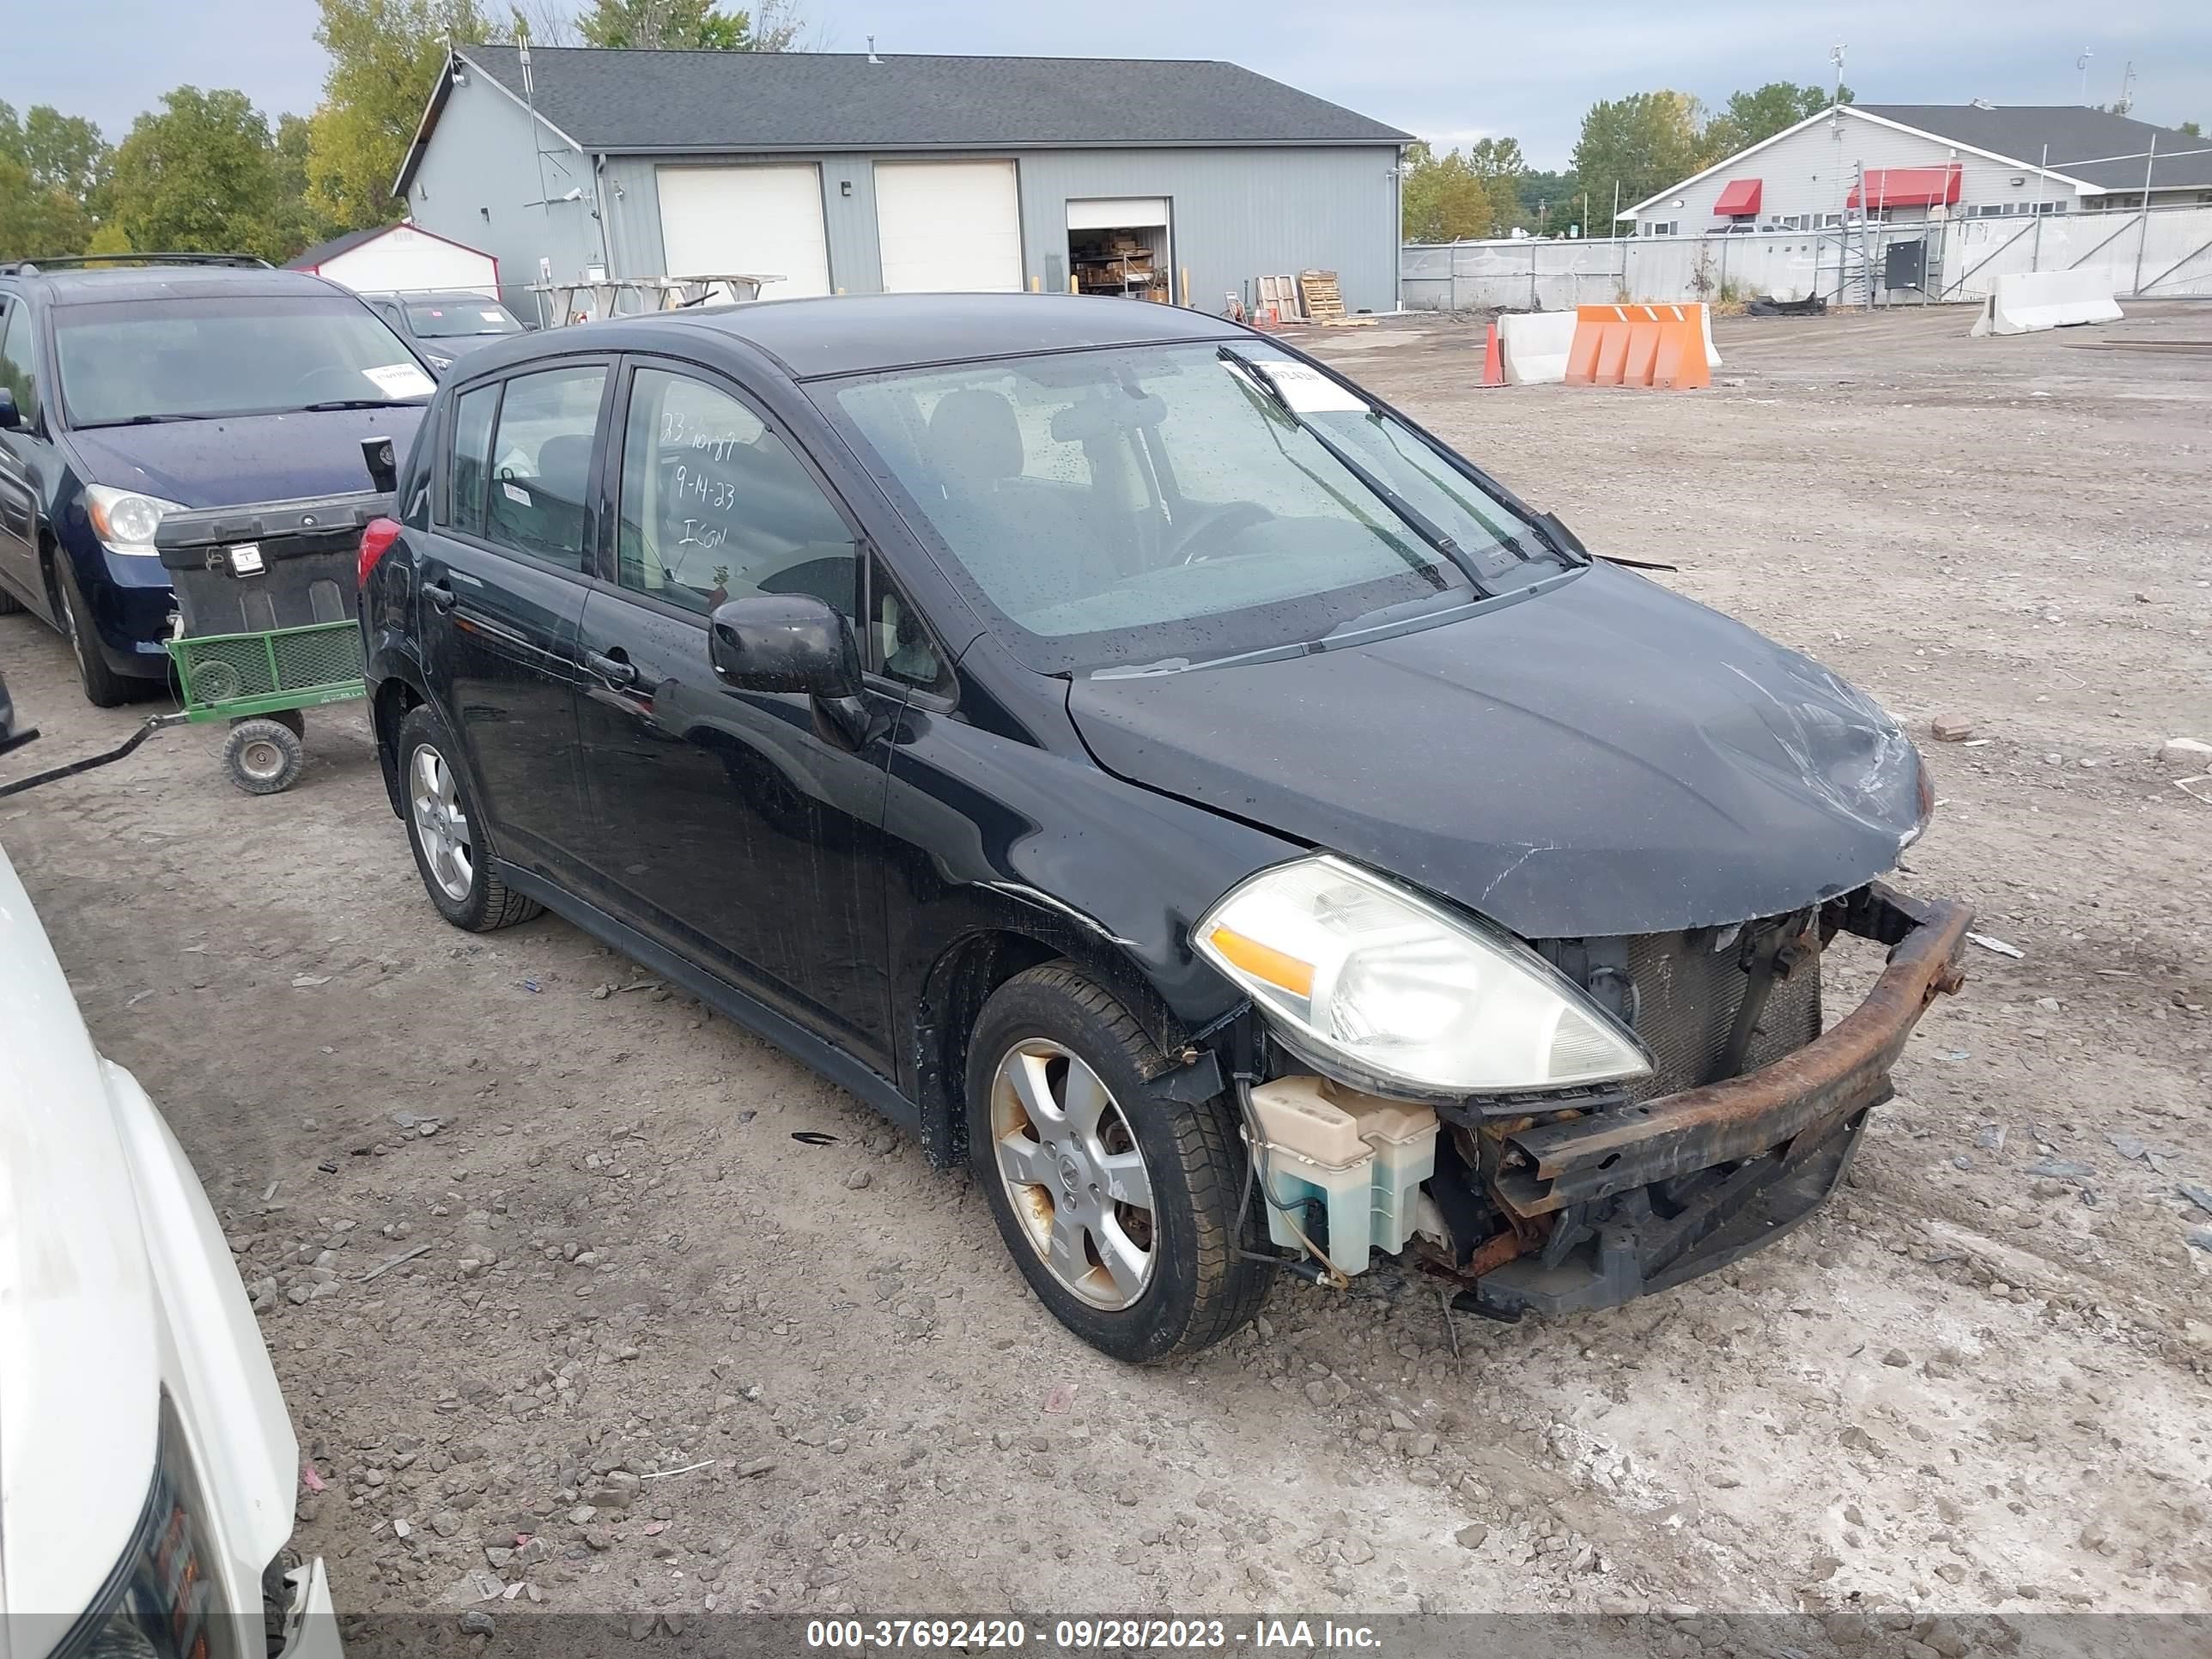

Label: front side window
[616,367,856,620]
[51,295,434,428]
[0,301,39,424]
[822,341,1560,674]
[483,365,605,569]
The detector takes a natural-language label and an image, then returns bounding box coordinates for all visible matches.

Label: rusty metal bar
[1492,884,1971,1217]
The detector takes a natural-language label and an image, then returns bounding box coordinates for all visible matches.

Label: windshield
[54,295,435,426]
[405,299,524,339]
[823,341,1561,673]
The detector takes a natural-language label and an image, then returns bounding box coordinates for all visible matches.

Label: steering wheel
[1166,501,1275,565]
[294,366,372,402]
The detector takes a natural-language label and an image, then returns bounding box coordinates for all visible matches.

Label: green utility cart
[153,439,398,793]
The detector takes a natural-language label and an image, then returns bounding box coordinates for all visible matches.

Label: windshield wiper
[73,412,216,428]
[1218,346,1492,597]
[300,398,422,411]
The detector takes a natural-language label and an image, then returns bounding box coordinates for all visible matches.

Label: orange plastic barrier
[1562,304,1711,390]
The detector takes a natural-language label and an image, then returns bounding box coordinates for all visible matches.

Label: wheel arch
[908,915,1224,1170]
[369,661,427,817]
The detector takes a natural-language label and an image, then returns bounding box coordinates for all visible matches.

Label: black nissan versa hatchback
[360,295,1969,1363]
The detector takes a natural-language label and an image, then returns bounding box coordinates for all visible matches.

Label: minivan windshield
[824,341,1563,674]
[405,299,524,338]
[53,295,435,427]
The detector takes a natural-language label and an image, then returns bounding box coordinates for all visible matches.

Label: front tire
[53,555,134,708]
[395,704,541,932]
[967,963,1271,1363]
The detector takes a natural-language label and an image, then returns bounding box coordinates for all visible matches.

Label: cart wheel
[232,708,307,738]
[223,719,305,795]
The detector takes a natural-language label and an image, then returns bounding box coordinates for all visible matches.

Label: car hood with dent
[64,405,426,508]
[0,848,161,1620]
[1066,562,1924,939]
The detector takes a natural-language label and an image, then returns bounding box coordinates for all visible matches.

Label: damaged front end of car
[1217,880,1969,1320]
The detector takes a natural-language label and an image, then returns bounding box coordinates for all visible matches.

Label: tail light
[357,517,402,590]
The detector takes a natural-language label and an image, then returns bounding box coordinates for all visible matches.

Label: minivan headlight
[84,484,186,556]
[53,1390,247,1659]
[1194,855,1653,1096]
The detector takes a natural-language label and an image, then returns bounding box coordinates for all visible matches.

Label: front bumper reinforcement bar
[1463,882,1970,1318]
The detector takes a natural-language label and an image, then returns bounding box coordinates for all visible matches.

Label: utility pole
[2076,50,2093,106]
[2133,131,2157,297]
[1830,42,1847,107]
[2032,143,2049,270]
[2116,61,2136,116]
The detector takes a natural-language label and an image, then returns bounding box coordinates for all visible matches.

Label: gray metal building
[394,47,1411,325]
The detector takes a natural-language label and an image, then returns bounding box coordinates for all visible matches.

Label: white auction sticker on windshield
[1234,358,1369,413]
[363,362,435,398]
[480,310,505,323]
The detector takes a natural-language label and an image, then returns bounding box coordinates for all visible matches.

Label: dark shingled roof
[287,224,393,270]
[459,46,1412,155]
[1859,105,2212,191]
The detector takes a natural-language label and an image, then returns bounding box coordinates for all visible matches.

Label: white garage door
[874,161,1024,293]
[656,165,830,300]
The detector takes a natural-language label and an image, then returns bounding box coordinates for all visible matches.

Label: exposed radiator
[1622,926,1823,1100]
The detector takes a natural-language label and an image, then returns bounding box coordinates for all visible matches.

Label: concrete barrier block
[1971,269,2124,337]
[1498,312,1579,385]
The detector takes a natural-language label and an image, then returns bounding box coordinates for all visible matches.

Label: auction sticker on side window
[1243,358,1369,413]
[363,362,436,399]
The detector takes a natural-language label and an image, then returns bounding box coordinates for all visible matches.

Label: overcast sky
[8,0,2209,168]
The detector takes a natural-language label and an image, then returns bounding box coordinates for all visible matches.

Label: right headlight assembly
[1194,854,1653,1097]
[53,1389,247,1659]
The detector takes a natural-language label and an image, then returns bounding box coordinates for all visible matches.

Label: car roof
[547,292,1249,380]
[9,267,358,307]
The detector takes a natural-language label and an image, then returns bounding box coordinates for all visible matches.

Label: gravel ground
[2,301,2209,1637]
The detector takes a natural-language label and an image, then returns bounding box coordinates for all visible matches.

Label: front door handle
[422,579,457,613]
[585,649,638,688]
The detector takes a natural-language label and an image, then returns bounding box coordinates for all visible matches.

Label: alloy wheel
[409,744,475,902]
[989,1038,1157,1310]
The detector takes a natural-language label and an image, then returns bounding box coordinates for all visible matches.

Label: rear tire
[53,555,134,708]
[396,704,541,932]
[223,719,305,794]
[967,962,1271,1363]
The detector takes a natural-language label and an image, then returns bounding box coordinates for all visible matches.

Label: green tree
[1704,81,1852,160]
[2181,119,2204,139]
[577,0,751,48]
[0,101,109,258]
[307,0,503,232]
[1570,90,1707,228]
[104,88,287,260]
[1400,143,1500,241]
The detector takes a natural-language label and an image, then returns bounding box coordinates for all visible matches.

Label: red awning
[1847,164,1962,209]
[1712,178,1762,216]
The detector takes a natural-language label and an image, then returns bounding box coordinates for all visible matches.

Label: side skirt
[493,860,922,1137]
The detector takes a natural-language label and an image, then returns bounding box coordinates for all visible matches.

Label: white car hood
[0,854,161,1621]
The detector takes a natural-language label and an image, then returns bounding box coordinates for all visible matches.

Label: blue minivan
[0,257,434,704]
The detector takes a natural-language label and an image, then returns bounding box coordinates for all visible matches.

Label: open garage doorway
[1066,198,1174,303]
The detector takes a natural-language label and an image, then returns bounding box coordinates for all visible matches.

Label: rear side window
[447,383,497,537]
[483,365,605,570]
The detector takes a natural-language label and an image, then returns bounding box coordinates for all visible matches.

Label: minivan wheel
[395,705,542,932]
[966,963,1272,1363]
[54,556,133,708]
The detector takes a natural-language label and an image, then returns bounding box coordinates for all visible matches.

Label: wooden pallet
[1293,269,1376,326]
[1255,274,1303,320]
[1298,269,1345,322]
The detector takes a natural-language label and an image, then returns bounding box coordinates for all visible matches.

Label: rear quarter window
[446,382,498,538]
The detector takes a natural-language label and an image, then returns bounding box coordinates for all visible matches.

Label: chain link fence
[1403,203,2212,313]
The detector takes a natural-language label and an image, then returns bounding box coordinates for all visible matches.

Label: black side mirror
[0,386,19,430]
[708,593,872,747]
[362,434,398,494]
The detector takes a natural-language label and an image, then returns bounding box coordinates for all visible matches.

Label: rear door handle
[585,649,638,688]
[422,579,456,612]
